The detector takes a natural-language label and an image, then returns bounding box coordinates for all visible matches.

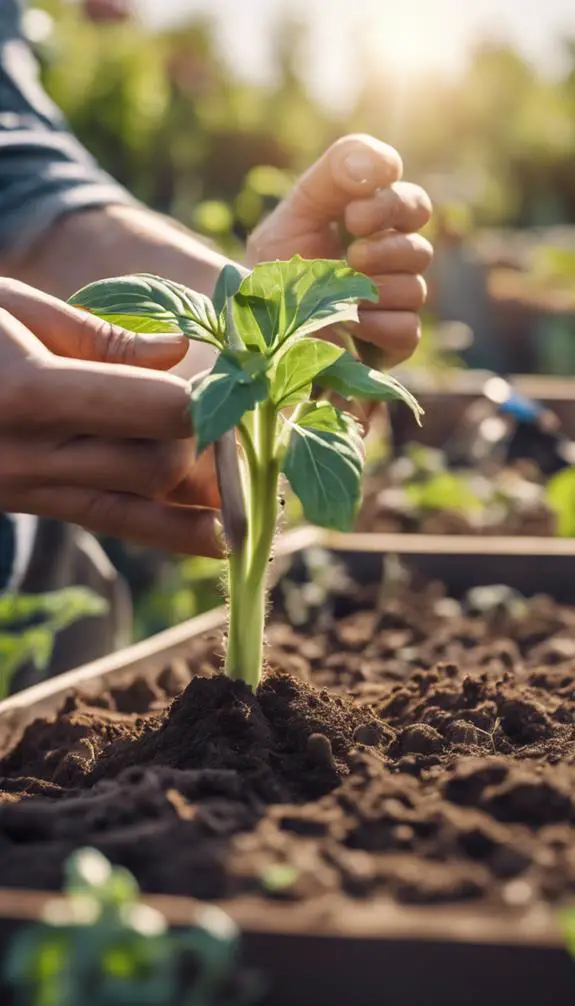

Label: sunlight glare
[368,4,461,81]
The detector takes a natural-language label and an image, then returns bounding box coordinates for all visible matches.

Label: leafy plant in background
[34,2,575,238]
[0,588,107,697]
[69,256,421,686]
[132,556,225,641]
[531,245,575,289]
[192,165,293,256]
[383,444,486,518]
[6,847,256,1006]
[371,441,560,532]
[546,466,575,537]
[405,470,484,515]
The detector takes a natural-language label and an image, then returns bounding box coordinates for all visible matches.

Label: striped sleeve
[0,1,136,260]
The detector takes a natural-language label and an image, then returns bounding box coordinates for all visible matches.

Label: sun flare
[367,6,460,81]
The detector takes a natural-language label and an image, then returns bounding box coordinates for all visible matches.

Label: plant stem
[225,549,264,690]
[225,400,279,688]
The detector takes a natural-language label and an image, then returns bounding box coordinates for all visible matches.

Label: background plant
[32,2,575,231]
[5,847,256,1006]
[0,588,107,697]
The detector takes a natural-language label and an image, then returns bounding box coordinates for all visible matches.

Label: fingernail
[343,151,376,186]
[140,333,186,346]
[349,239,370,268]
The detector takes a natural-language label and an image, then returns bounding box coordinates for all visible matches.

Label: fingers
[279,134,403,225]
[345,220,432,369]
[348,231,433,275]
[0,435,220,510]
[8,358,194,440]
[38,437,218,508]
[167,446,220,509]
[361,274,427,313]
[0,283,195,441]
[345,182,432,238]
[14,486,223,557]
[352,311,421,368]
[0,278,188,370]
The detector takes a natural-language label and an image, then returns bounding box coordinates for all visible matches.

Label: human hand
[0,281,221,556]
[247,134,432,368]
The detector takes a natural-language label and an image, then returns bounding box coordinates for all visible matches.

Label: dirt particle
[392,724,444,756]
[306,733,336,769]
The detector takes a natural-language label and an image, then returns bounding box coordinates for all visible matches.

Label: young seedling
[0,588,108,697]
[69,256,421,687]
[5,847,256,1006]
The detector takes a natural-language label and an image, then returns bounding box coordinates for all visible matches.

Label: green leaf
[191,353,269,453]
[282,402,364,531]
[0,631,53,696]
[315,351,423,422]
[233,256,378,350]
[406,472,483,515]
[546,467,575,537]
[213,265,248,352]
[213,264,244,316]
[0,588,107,630]
[69,274,222,347]
[0,588,109,697]
[271,339,343,407]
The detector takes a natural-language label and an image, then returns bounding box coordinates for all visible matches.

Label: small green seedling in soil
[5,847,256,1006]
[69,256,421,687]
[0,588,107,697]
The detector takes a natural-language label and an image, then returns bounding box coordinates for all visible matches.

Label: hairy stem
[225,400,279,687]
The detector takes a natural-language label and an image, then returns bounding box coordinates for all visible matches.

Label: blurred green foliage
[28,2,575,637]
[131,557,225,641]
[32,2,575,240]
[0,588,108,696]
[546,467,575,537]
[6,847,252,1006]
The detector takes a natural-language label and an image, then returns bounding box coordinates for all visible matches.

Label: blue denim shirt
[0,0,133,590]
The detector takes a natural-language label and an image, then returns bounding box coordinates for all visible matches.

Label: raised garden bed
[388,373,575,451]
[1,529,575,1005]
[362,376,575,536]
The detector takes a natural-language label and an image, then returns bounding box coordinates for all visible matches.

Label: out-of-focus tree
[26,0,575,634]
[31,3,575,233]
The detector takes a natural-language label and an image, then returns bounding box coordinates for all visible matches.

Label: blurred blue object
[497,391,543,423]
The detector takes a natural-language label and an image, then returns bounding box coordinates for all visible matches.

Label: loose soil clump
[2,579,575,912]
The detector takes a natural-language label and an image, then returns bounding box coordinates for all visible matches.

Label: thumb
[286,134,403,224]
[0,279,187,370]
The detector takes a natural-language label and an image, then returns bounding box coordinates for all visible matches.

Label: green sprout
[5,848,255,1006]
[0,588,108,697]
[68,256,421,687]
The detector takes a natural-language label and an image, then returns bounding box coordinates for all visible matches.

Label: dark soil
[2,579,575,912]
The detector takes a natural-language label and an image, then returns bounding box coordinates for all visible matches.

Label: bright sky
[136,0,575,110]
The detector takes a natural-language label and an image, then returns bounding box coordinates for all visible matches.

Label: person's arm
[0,2,138,261]
[0,2,229,375]
[0,1,431,380]
[0,1,226,298]
[5,204,231,377]
[0,513,16,592]
[9,203,229,300]
[0,513,37,592]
